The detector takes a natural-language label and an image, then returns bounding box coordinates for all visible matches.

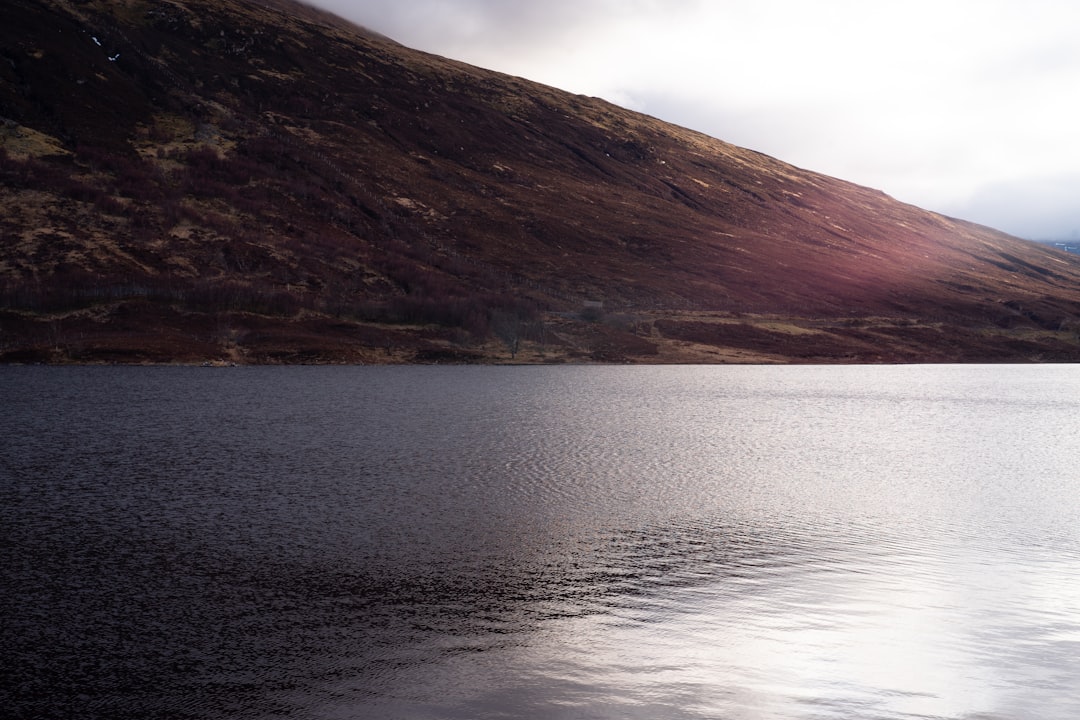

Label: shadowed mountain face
[3,0,1080,363]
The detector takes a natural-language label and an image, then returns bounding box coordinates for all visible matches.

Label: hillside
[3,0,1080,363]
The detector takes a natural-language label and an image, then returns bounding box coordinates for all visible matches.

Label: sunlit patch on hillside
[0,122,70,159]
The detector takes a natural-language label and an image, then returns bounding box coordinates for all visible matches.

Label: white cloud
[308,0,1080,239]
[948,174,1080,239]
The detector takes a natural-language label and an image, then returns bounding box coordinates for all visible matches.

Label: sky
[307,0,1080,240]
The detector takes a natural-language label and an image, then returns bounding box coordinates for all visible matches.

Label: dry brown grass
[3,0,1080,364]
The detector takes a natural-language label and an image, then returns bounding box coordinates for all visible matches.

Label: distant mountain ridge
[1036,240,1080,255]
[2,0,1080,363]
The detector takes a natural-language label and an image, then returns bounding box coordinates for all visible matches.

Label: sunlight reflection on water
[3,364,1080,719]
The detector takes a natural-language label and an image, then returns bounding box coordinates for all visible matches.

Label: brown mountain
[3,0,1080,363]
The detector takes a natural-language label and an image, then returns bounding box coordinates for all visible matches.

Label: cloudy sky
[309,0,1080,240]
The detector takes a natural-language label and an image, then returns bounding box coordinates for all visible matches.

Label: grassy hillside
[3,0,1080,363]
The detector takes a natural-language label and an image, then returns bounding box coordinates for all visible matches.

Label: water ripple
[4,365,1080,719]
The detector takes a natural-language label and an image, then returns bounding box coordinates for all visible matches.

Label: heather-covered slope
[3,0,1080,363]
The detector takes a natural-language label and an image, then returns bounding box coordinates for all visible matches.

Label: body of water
[3,364,1080,719]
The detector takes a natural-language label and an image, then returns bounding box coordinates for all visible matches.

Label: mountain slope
[3,0,1080,363]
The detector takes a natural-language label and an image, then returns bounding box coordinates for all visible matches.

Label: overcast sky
[308,0,1080,240]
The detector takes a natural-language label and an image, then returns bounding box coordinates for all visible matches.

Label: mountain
[3,0,1080,363]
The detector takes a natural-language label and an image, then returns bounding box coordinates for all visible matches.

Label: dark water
[3,365,1080,719]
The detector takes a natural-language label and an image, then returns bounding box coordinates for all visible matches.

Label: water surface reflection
[3,365,1080,719]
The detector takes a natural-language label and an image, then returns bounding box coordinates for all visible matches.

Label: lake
[3,364,1080,719]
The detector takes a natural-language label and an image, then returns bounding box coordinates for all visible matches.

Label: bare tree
[491,310,522,359]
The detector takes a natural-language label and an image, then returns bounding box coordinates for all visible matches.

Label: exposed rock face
[3,0,1080,363]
